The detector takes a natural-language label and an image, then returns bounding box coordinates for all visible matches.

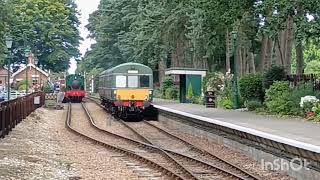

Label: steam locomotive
[64,74,85,102]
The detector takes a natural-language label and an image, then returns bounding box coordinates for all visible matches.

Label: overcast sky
[68,0,100,74]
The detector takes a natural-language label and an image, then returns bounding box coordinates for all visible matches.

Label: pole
[7,55,10,101]
[26,59,28,94]
[232,31,240,109]
[84,71,86,92]
[91,75,94,94]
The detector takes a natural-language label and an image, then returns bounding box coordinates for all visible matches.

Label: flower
[300,96,319,108]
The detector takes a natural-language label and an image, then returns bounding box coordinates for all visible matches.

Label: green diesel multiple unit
[98,62,153,119]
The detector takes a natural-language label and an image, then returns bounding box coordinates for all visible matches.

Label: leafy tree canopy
[1,0,81,72]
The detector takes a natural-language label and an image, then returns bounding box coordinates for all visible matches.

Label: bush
[43,85,53,93]
[153,89,161,98]
[160,76,174,98]
[19,84,27,91]
[265,81,319,116]
[192,96,204,105]
[291,82,320,105]
[165,87,179,100]
[265,81,293,115]
[187,83,194,99]
[222,99,233,109]
[239,74,264,102]
[203,72,225,93]
[245,100,263,111]
[263,66,287,90]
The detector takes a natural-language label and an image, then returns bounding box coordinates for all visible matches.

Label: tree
[305,61,320,74]
[5,0,81,72]
[79,0,320,80]
[187,83,194,100]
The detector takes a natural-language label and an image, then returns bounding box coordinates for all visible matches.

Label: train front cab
[98,63,154,120]
[113,76,153,120]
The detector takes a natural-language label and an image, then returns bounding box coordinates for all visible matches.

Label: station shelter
[165,68,207,103]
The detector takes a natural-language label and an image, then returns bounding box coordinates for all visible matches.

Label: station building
[12,53,49,92]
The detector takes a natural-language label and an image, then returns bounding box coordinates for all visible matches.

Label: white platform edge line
[153,104,320,154]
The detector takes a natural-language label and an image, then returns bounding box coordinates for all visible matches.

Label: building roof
[12,64,49,78]
[0,67,12,74]
[165,67,207,77]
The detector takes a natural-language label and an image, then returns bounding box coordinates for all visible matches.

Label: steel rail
[85,97,259,179]
[80,102,197,180]
[65,102,185,180]
[142,120,261,180]
[121,120,254,180]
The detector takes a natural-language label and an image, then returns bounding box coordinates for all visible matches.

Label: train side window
[140,76,149,88]
[116,75,127,87]
[104,76,107,87]
[128,76,138,88]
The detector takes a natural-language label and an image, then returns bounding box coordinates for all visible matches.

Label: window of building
[116,75,127,88]
[0,80,2,84]
[140,76,150,88]
[128,76,138,88]
[32,77,38,85]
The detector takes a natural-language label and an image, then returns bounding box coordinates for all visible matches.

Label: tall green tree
[80,0,320,81]
[5,0,81,72]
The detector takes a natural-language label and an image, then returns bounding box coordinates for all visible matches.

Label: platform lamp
[5,36,13,101]
[231,30,240,109]
[34,58,39,91]
[24,48,31,94]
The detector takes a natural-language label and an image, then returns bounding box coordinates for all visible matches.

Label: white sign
[34,96,40,105]
[128,70,138,74]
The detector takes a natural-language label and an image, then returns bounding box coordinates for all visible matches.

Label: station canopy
[165,68,207,103]
[165,68,207,78]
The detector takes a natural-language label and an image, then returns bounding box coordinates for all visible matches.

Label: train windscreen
[140,76,149,88]
[116,75,127,87]
[128,76,138,88]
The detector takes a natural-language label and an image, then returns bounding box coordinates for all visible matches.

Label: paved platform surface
[153,98,320,147]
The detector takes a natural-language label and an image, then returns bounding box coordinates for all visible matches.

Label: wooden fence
[287,74,320,90]
[0,92,45,138]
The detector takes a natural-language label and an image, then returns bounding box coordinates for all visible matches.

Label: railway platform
[152,98,320,179]
[153,98,320,147]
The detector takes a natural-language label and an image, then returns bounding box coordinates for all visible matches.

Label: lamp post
[34,58,39,91]
[24,48,30,94]
[5,36,13,101]
[231,30,240,109]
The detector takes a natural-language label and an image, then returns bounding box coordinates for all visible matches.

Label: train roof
[101,62,153,75]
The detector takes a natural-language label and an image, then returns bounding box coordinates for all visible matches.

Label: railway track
[66,102,186,180]
[85,97,262,180]
[122,120,261,180]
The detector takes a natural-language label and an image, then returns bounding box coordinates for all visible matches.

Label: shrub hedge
[165,87,179,100]
[263,66,287,90]
[239,74,264,102]
[160,76,174,98]
[245,100,263,111]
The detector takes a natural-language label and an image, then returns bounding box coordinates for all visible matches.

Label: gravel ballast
[0,106,139,179]
[86,100,291,180]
